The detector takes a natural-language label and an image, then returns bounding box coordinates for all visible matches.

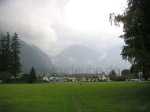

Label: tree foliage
[0,72,11,82]
[10,33,21,77]
[121,69,130,80]
[109,70,117,81]
[28,67,37,83]
[0,32,11,72]
[110,0,150,80]
[0,32,21,80]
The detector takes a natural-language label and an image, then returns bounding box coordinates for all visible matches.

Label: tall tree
[130,64,139,79]
[10,33,21,78]
[28,67,37,83]
[5,32,11,72]
[0,34,6,71]
[110,0,150,80]
[0,32,11,72]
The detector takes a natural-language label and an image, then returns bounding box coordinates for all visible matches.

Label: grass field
[0,82,150,112]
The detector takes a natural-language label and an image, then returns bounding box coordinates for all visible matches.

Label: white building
[43,77,50,82]
[97,72,110,81]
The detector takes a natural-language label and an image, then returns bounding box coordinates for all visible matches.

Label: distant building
[45,73,111,83]
[43,76,50,82]
[49,76,76,82]
[49,77,60,82]
[97,72,110,81]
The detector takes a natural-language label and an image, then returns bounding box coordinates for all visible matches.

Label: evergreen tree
[10,33,21,78]
[110,0,150,80]
[0,34,6,71]
[0,32,11,72]
[0,32,22,81]
[109,70,117,81]
[28,67,37,83]
[5,32,11,72]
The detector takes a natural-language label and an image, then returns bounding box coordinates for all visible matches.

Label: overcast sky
[0,0,127,56]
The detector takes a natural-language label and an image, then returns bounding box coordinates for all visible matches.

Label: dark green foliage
[0,34,6,71]
[5,32,11,71]
[109,69,117,81]
[22,71,42,83]
[10,33,21,77]
[121,68,139,80]
[130,64,140,78]
[22,73,29,81]
[116,76,126,81]
[37,74,43,80]
[28,67,37,83]
[0,72,11,82]
[121,69,129,76]
[121,69,130,80]
[0,32,21,80]
[110,0,150,80]
[0,32,11,72]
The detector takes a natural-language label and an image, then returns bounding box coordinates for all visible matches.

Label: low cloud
[0,0,127,56]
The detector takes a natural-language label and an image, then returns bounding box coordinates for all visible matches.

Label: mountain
[52,44,131,73]
[53,45,101,68]
[19,40,55,74]
[19,41,130,74]
[100,45,131,70]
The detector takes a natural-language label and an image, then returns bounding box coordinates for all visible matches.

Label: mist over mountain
[100,45,131,70]
[53,45,101,68]
[52,44,131,72]
[19,40,130,74]
[20,40,55,74]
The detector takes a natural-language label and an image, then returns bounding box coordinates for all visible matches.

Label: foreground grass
[0,82,150,112]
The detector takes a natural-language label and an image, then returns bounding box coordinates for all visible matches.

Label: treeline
[109,69,139,81]
[110,0,150,80]
[22,67,37,83]
[0,32,46,83]
[0,32,21,82]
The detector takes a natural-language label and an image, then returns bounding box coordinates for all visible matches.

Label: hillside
[20,40,55,74]
[52,44,131,72]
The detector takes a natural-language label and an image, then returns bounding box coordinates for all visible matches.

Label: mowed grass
[0,82,150,112]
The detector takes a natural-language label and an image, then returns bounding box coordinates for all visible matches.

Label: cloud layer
[0,0,127,56]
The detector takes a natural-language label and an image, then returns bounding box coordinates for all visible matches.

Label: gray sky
[0,0,127,56]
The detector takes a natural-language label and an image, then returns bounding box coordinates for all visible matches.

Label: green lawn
[0,82,150,112]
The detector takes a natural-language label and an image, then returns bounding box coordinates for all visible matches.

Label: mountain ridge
[52,44,131,71]
[19,40,55,74]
